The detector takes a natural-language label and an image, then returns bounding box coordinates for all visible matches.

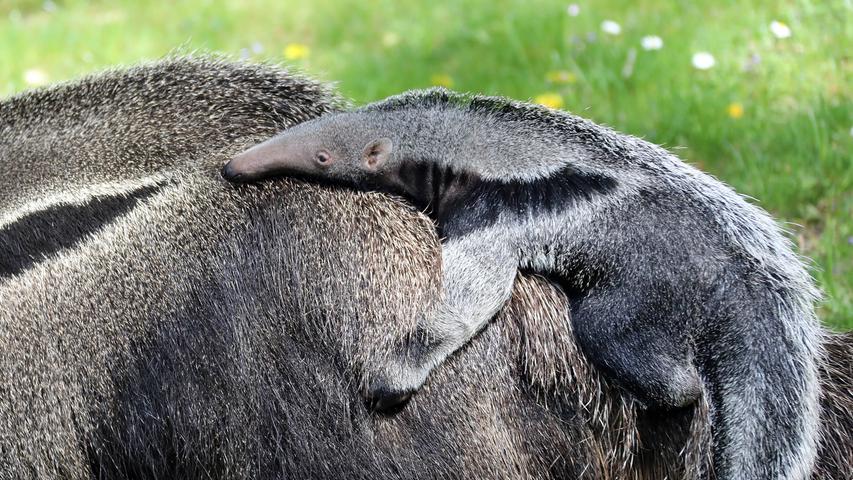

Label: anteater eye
[315,151,332,165]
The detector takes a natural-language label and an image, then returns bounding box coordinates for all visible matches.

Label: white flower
[566,4,580,16]
[601,20,621,35]
[691,52,716,70]
[23,69,48,86]
[641,35,663,50]
[770,20,792,39]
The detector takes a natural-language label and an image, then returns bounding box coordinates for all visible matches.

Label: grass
[1,0,850,330]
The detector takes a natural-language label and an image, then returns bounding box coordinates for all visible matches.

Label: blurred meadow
[0,0,850,329]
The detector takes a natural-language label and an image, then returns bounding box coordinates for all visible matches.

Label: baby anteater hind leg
[365,236,518,411]
[570,284,702,409]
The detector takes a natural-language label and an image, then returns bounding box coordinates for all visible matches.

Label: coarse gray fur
[224,88,824,479]
[3,57,850,480]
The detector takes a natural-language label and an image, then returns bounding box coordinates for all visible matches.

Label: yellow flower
[283,43,310,61]
[727,102,744,119]
[534,93,564,110]
[545,70,577,84]
[430,73,454,88]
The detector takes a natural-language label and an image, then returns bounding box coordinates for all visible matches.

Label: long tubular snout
[221,140,277,182]
[221,136,313,182]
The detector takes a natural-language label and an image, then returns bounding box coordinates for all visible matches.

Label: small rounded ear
[362,138,393,169]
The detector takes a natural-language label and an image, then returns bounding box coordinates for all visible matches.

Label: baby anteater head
[222,112,394,187]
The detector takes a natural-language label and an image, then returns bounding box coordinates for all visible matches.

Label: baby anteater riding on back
[223,88,821,479]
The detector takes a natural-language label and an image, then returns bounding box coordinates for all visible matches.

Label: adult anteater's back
[0,57,338,279]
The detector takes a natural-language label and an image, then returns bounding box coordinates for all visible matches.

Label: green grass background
[1,0,850,330]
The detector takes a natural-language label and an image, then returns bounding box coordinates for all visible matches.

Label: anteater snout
[221,160,244,181]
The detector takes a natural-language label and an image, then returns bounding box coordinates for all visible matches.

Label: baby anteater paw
[364,381,415,414]
[363,359,431,414]
[363,326,446,413]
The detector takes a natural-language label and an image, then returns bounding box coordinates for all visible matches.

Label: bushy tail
[704,306,821,479]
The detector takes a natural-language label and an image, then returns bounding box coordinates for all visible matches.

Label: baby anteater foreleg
[365,235,518,410]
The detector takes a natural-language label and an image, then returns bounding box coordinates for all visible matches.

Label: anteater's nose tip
[221,160,243,181]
